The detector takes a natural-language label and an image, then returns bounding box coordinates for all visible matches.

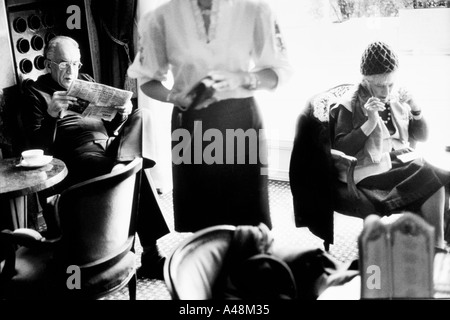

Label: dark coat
[289,102,337,245]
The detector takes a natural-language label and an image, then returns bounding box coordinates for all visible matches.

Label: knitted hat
[360,41,399,76]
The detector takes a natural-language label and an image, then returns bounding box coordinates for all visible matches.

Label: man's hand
[48,91,78,118]
[114,99,133,117]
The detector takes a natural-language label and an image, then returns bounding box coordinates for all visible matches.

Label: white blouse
[128,0,292,101]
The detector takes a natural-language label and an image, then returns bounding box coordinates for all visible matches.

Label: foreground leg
[420,187,445,248]
[136,169,170,279]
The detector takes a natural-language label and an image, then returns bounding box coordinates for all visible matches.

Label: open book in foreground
[359,213,435,299]
[66,79,133,121]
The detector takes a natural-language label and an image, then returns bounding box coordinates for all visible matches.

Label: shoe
[137,257,166,280]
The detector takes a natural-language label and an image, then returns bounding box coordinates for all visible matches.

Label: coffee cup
[21,149,44,165]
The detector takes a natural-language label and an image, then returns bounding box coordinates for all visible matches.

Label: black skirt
[358,155,450,213]
[171,97,271,232]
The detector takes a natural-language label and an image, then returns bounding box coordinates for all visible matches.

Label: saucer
[17,155,53,169]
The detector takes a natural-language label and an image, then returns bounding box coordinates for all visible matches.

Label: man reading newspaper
[22,36,169,279]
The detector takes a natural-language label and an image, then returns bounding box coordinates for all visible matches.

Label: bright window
[137,0,450,183]
[260,0,450,153]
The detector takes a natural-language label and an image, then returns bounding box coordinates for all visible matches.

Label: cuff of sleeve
[271,65,293,88]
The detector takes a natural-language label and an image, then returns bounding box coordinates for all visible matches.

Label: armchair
[164,225,235,300]
[0,157,143,300]
[289,84,380,251]
[163,224,298,300]
[164,224,359,300]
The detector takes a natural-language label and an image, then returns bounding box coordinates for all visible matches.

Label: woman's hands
[364,97,385,123]
[167,70,248,111]
[166,69,267,111]
[186,70,250,110]
[167,90,194,111]
[361,97,386,136]
[208,70,247,92]
[397,87,421,115]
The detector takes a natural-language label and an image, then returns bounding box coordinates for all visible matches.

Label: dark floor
[101,180,364,300]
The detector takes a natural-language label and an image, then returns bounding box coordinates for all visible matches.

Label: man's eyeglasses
[49,60,83,70]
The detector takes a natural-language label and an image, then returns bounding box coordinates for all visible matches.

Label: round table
[0,157,68,229]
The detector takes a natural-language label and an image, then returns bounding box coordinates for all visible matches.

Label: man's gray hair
[44,36,80,60]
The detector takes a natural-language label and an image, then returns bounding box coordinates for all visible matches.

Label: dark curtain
[90,0,137,89]
[0,85,28,157]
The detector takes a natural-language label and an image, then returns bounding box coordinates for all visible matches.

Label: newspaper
[66,79,133,121]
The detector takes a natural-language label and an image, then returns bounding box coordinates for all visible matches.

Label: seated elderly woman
[330,41,450,250]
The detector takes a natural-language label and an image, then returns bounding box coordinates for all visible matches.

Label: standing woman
[128,0,292,232]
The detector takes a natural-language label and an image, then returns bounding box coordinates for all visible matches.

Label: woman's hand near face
[364,97,385,123]
[398,87,421,113]
[360,97,386,136]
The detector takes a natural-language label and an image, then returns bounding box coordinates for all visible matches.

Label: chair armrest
[1,228,59,248]
[330,149,359,199]
[0,229,59,282]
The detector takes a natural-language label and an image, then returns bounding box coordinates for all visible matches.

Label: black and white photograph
[0,0,450,311]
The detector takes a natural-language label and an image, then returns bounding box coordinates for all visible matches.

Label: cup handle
[17,156,24,167]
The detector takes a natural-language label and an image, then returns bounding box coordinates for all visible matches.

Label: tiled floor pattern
[101,180,363,300]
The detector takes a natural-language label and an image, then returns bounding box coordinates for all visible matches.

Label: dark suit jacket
[289,103,337,245]
[21,73,126,155]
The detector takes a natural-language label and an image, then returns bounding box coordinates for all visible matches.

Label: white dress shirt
[128,0,292,101]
